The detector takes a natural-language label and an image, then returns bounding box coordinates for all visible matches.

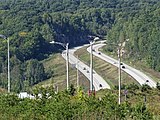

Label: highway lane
[87,43,156,88]
[61,45,111,91]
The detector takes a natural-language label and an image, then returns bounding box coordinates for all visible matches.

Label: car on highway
[122,65,125,69]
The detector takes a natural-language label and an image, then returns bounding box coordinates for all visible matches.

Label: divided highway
[87,43,157,88]
[61,42,156,91]
[61,45,111,91]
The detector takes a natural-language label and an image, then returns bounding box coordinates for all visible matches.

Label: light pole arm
[50,41,66,49]
[0,34,7,39]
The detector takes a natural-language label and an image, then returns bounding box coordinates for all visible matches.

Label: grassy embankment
[36,53,89,92]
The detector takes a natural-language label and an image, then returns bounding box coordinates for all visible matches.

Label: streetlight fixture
[89,37,100,95]
[50,41,69,90]
[0,34,10,93]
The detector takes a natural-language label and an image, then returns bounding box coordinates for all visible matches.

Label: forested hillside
[0,0,160,92]
[107,0,160,71]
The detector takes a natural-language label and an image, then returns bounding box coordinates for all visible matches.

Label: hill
[0,0,160,92]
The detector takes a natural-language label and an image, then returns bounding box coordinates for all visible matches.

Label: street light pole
[118,47,121,105]
[117,39,129,104]
[0,34,10,93]
[105,39,129,104]
[66,43,69,90]
[89,37,100,95]
[76,56,79,89]
[7,37,10,93]
[50,41,69,90]
[89,41,93,94]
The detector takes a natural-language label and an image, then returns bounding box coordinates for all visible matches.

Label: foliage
[130,103,153,120]
[141,84,151,92]
[156,82,160,90]
[67,84,76,96]
[0,86,158,120]
[126,83,140,91]
[106,0,160,71]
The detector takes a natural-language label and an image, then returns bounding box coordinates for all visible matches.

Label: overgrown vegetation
[0,85,160,120]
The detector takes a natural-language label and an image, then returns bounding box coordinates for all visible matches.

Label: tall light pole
[89,37,100,95]
[118,46,121,105]
[50,41,69,90]
[89,40,93,94]
[0,34,10,93]
[105,39,129,104]
[117,39,129,104]
[76,55,79,89]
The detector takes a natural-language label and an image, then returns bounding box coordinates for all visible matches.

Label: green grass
[35,53,89,92]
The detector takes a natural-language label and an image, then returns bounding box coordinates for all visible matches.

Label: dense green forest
[0,0,160,92]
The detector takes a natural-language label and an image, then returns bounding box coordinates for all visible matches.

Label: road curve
[61,45,111,91]
[87,43,156,88]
